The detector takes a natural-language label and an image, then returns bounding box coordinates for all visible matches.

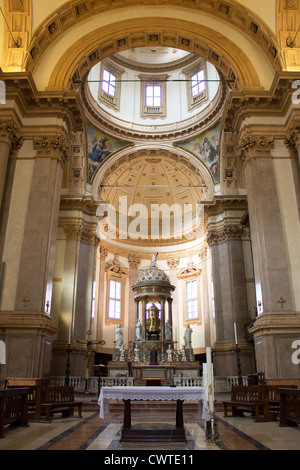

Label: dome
[137,266,171,285]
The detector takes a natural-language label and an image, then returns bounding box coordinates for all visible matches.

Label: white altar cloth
[98,386,211,421]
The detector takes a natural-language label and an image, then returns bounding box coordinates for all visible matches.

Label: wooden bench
[279,388,300,427]
[36,385,83,422]
[0,388,29,438]
[267,385,297,414]
[222,385,273,421]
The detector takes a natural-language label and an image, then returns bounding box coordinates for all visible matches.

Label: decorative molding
[63,223,82,241]
[0,120,23,150]
[99,245,108,261]
[128,255,141,270]
[25,0,281,82]
[178,264,202,279]
[33,136,70,164]
[285,122,300,151]
[207,224,243,246]
[237,135,275,164]
[167,259,180,270]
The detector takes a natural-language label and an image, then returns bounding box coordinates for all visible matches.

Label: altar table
[98,386,211,442]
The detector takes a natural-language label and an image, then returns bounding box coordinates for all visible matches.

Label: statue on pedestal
[135,319,142,341]
[115,324,124,349]
[184,325,193,349]
[165,320,172,341]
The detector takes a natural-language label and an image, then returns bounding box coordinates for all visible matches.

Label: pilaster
[206,198,255,376]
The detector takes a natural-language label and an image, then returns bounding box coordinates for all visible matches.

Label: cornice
[82,70,227,142]
[111,52,199,74]
[222,72,300,133]
[0,70,85,134]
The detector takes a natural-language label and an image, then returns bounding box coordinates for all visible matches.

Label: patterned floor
[0,400,299,453]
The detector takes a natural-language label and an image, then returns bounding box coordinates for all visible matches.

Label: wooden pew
[267,385,297,414]
[279,388,300,427]
[0,388,29,438]
[35,385,83,422]
[222,385,276,421]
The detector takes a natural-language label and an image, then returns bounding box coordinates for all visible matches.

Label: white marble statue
[115,323,124,349]
[166,346,173,362]
[135,319,142,341]
[184,325,193,349]
[165,320,172,341]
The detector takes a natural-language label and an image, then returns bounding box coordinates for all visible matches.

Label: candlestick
[234,322,238,345]
[68,322,72,345]
[206,347,214,412]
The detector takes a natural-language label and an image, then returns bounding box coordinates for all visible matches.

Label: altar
[98,386,210,442]
[108,255,200,383]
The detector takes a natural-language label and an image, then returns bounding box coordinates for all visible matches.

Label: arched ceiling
[93,147,212,246]
[23,2,281,92]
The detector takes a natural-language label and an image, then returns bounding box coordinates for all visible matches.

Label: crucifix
[76,330,106,394]
[277,297,286,309]
[22,296,30,307]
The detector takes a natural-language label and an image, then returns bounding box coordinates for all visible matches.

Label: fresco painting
[177,122,220,183]
[87,122,130,182]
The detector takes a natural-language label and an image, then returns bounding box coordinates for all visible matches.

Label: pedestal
[120,399,186,442]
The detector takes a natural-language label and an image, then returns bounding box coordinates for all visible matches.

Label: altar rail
[49,375,248,393]
[49,375,204,392]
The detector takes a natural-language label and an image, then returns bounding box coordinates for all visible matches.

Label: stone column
[141,296,148,340]
[167,259,179,345]
[0,135,68,378]
[73,222,97,341]
[160,296,166,341]
[14,136,68,314]
[167,298,173,328]
[241,136,293,313]
[0,120,22,211]
[207,204,255,377]
[241,134,300,378]
[95,244,108,342]
[128,255,141,343]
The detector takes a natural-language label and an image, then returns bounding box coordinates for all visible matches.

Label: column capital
[285,122,300,152]
[237,135,275,165]
[207,224,243,247]
[33,136,70,166]
[99,244,108,260]
[0,120,23,150]
[128,254,141,270]
[63,223,82,241]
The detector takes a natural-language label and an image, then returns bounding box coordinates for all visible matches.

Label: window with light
[102,70,116,97]
[108,280,121,319]
[191,70,205,97]
[145,85,162,107]
[186,280,198,319]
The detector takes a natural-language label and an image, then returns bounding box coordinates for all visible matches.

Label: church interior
[0,0,300,451]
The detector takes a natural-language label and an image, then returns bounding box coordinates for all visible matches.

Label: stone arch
[25,3,282,92]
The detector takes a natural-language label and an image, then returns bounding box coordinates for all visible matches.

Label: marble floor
[0,398,299,454]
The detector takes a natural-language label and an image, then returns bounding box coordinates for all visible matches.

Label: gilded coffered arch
[23,2,282,92]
